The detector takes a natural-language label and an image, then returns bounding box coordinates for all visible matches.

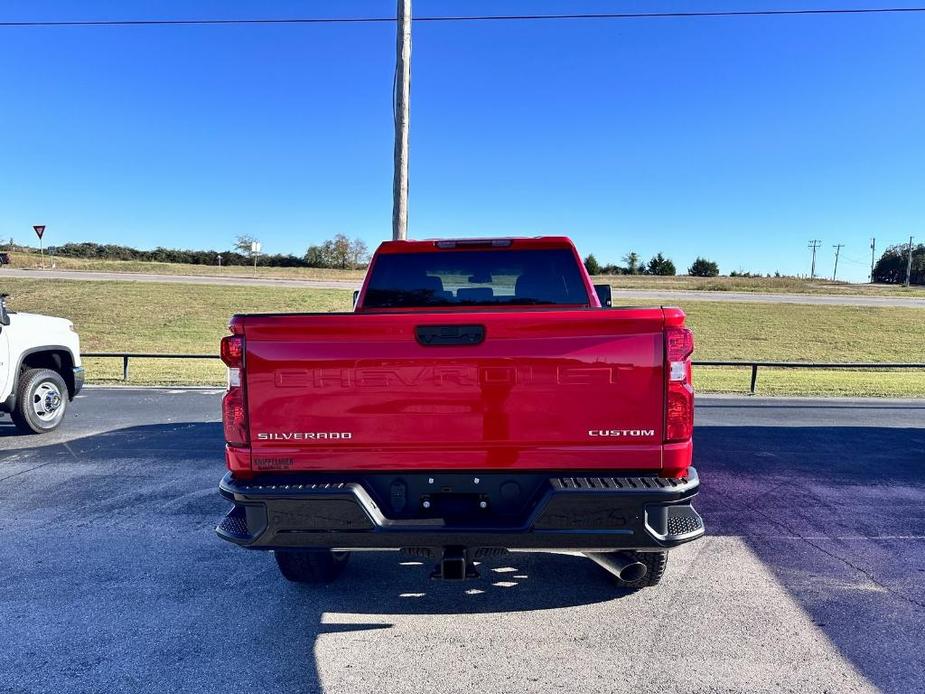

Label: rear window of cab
[363,249,590,308]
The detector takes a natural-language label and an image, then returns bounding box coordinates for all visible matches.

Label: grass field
[9,251,924,297]
[2,277,923,396]
[9,251,366,281]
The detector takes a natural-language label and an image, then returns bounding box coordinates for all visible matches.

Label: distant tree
[646,253,676,276]
[623,251,642,275]
[349,237,370,268]
[873,243,924,285]
[600,263,624,275]
[304,245,327,268]
[688,257,719,277]
[304,235,369,269]
[320,234,351,269]
[584,254,601,276]
[234,234,259,255]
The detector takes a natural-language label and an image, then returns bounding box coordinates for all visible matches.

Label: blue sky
[1,1,923,281]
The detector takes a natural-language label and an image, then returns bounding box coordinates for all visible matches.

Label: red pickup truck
[216,237,702,588]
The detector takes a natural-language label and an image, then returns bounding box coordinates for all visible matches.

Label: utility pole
[904,236,915,288]
[808,240,822,279]
[869,237,876,282]
[832,244,844,281]
[392,0,412,241]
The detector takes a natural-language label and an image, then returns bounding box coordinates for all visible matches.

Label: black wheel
[604,550,669,589]
[11,368,68,434]
[274,549,351,584]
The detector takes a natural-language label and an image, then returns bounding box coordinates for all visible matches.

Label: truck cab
[0,294,84,433]
[216,237,702,589]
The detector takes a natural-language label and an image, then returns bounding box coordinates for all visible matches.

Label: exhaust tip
[585,551,649,583]
[619,561,647,582]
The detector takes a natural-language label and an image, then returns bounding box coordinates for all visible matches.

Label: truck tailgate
[240,309,666,472]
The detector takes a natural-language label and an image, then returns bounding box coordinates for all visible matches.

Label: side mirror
[352,290,360,308]
[594,284,612,308]
[0,294,10,326]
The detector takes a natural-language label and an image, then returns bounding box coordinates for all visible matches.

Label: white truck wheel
[11,368,68,434]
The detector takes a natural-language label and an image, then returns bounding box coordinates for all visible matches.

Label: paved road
[5,267,925,307]
[1,390,923,693]
[608,287,925,308]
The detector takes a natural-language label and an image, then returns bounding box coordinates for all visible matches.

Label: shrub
[584,254,601,276]
[688,257,719,277]
[645,253,676,276]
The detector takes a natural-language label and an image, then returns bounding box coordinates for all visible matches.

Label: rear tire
[11,368,68,434]
[274,549,351,584]
[609,550,669,589]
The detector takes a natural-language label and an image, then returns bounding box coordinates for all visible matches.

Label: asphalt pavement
[1,389,923,693]
[5,267,925,307]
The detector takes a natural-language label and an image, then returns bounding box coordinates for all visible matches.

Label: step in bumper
[216,468,704,552]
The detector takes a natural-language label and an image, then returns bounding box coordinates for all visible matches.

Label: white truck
[0,294,83,433]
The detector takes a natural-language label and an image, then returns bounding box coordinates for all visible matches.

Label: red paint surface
[225,237,693,476]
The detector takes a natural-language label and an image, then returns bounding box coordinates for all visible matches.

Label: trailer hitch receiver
[431,546,479,580]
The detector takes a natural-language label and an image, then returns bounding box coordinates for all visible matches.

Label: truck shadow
[218,550,627,693]
[695,424,925,693]
[3,417,924,692]
[0,419,628,693]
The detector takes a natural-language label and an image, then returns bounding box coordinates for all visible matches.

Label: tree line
[584,243,923,284]
[872,243,924,285]
[15,235,923,284]
[583,252,720,277]
[38,233,371,270]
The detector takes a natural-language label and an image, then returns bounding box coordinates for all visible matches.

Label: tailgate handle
[415,324,485,346]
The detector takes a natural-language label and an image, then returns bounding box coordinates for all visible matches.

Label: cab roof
[373,236,576,254]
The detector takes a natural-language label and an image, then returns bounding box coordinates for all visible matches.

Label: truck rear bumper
[216,468,704,552]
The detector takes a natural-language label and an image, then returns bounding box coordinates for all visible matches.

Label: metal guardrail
[693,360,925,393]
[83,352,215,381]
[82,352,925,394]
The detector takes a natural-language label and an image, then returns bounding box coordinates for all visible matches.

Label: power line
[3,7,925,28]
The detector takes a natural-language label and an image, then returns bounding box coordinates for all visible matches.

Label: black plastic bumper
[72,366,85,398]
[216,468,704,552]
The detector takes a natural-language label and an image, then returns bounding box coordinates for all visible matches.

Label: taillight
[666,326,694,364]
[665,326,694,443]
[221,334,244,367]
[223,387,249,446]
[221,335,249,446]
